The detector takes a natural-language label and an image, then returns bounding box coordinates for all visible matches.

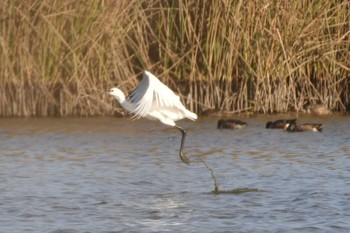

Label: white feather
[109,71,197,126]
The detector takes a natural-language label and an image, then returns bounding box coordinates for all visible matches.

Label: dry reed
[0,0,349,117]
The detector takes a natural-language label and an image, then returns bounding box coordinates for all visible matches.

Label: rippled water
[1,115,350,232]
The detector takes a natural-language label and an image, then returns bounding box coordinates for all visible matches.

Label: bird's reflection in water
[211,188,262,195]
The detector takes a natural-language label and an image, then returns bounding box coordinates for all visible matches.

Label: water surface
[1,115,350,232]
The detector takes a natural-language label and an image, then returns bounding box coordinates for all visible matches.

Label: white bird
[109,71,197,165]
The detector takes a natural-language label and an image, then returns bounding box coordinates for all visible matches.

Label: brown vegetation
[1,0,349,117]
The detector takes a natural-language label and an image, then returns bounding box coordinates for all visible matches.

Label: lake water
[0,115,350,233]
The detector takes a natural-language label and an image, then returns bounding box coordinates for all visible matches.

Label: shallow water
[1,115,350,233]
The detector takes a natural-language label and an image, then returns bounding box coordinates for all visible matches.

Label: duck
[217,119,247,129]
[306,104,331,115]
[266,119,297,129]
[285,122,323,132]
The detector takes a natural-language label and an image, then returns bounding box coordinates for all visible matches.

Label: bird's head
[266,121,272,128]
[109,87,125,103]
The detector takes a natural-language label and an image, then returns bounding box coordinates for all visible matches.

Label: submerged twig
[193,155,220,193]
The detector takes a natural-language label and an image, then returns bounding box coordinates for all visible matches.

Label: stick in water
[195,155,220,193]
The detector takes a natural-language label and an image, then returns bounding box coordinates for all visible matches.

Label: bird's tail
[185,110,198,121]
[316,124,323,132]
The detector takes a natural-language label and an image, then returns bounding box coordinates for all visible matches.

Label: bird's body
[217,119,247,129]
[306,104,331,115]
[109,71,197,164]
[285,122,323,132]
[266,119,297,129]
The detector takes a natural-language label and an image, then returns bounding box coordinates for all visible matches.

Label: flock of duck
[217,118,323,132]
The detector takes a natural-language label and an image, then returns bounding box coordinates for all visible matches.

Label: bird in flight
[109,71,197,165]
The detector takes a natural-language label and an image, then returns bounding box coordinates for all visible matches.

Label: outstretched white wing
[127,71,183,119]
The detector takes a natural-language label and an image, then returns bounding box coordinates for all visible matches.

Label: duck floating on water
[217,119,247,129]
[285,122,323,132]
[306,104,331,115]
[266,119,297,129]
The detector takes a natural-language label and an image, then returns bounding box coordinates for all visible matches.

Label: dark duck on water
[217,119,248,129]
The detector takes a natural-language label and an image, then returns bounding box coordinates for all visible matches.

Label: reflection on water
[1,115,350,232]
[211,188,262,195]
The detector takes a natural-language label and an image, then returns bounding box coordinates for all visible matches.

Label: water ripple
[0,116,350,232]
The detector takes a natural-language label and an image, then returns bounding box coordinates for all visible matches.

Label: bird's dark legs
[175,125,190,165]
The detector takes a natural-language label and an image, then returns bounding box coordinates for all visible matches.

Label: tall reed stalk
[0,0,349,116]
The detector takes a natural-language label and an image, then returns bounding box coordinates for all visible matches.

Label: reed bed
[0,0,349,117]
